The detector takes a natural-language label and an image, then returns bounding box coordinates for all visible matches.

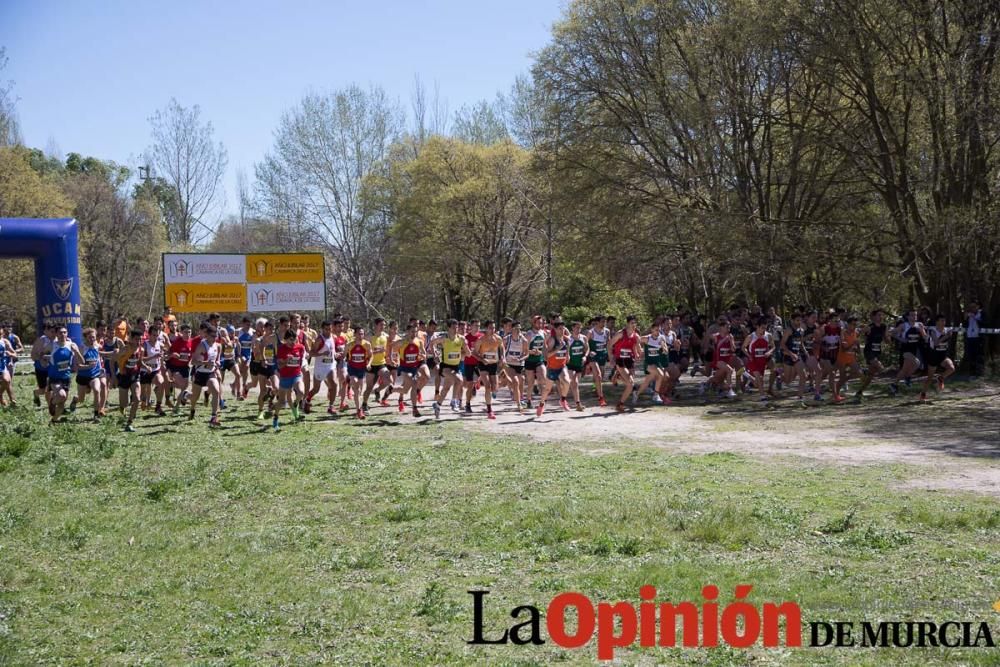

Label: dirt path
[434,383,1000,497]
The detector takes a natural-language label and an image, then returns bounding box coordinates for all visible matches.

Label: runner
[742,317,774,402]
[362,318,391,411]
[566,321,590,411]
[921,315,955,401]
[236,317,255,399]
[832,317,862,403]
[706,319,737,399]
[116,330,143,431]
[587,315,609,407]
[2,324,23,404]
[425,319,443,398]
[393,323,428,417]
[346,326,373,419]
[274,328,306,431]
[431,319,471,419]
[189,326,222,428]
[219,324,242,404]
[69,327,106,420]
[780,312,809,405]
[473,320,504,420]
[254,321,280,420]
[659,316,684,403]
[134,320,165,415]
[308,320,339,414]
[536,318,571,416]
[802,311,824,401]
[856,309,889,398]
[609,316,642,411]
[502,320,529,414]
[462,318,484,414]
[30,324,55,408]
[889,310,927,396]
[523,316,548,409]
[635,319,666,406]
[819,309,842,396]
[0,331,13,407]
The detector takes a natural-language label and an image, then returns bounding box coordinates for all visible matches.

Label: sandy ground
[406,381,1000,497]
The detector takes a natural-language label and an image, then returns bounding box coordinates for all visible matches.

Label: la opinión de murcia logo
[468,587,999,660]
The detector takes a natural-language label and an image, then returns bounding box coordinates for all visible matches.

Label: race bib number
[321,357,334,364]
[446,351,461,362]
[484,351,498,362]
[619,349,631,359]
[405,353,418,364]
[351,352,365,363]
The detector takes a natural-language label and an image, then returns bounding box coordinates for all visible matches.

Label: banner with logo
[246,282,326,312]
[164,283,247,312]
[162,253,326,313]
[163,254,246,283]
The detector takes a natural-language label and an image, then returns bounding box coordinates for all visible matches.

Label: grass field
[1,373,999,665]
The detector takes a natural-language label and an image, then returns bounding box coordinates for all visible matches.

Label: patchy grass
[0,376,998,665]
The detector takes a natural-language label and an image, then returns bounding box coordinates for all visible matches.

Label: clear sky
[0,0,564,216]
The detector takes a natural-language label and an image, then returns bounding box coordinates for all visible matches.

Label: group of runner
[0,304,962,431]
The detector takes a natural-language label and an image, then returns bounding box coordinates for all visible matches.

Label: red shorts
[746,359,767,375]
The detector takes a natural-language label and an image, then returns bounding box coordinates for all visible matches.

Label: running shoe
[904,377,912,387]
[536,403,544,417]
[327,405,336,415]
[209,415,221,427]
[303,400,311,414]
[398,400,405,413]
[698,382,707,396]
[33,395,40,407]
[487,410,496,420]
[560,398,570,411]
[273,418,280,432]
[726,389,737,398]
[888,383,898,396]
[937,377,944,391]
[465,404,472,414]
[598,397,607,407]
[432,401,441,419]
[575,402,585,412]
[155,406,165,416]
[124,423,135,433]
[616,402,625,413]
[356,409,365,420]
[652,394,663,405]
[379,399,390,408]
[257,410,265,421]
[412,407,421,418]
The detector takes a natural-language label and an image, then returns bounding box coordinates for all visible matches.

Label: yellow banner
[246,253,324,283]
[164,284,247,313]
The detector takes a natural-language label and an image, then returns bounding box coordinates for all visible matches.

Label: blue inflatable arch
[0,218,82,344]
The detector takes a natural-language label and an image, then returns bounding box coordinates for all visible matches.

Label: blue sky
[1,0,564,216]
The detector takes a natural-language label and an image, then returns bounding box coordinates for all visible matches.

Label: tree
[381,137,547,321]
[255,85,405,319]
[0,48,21,147]
[147,99,228,245]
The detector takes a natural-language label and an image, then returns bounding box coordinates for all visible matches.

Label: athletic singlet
[195,340,219,373]
[315,335,336,365]
[838,330,859,362]
[400,340,423,368]
[503,334,525,365]
[34,335,52,371]
[168,337,193,368]
[784,328,804,357]
[678,325,691,352]
[547,335,569,369]
[441,336,464,366]
[262,339,278,368]
[387,335,401,366]
[333,335,347,362]
[747,332,770,359]
[643,333,664,364]
[48,343,74,380]
[569,337,587,368]
[477,336,501,364]
[277,343,305,378]
[238,330,255,360]
[0,341,8,373]
[102,337,118,372]
[900,322,923,355]
[370,333,389,366]
[221,339,236,361]
[589,328,608,355]
[613,330,639,361]
[527,330,546,362]
[865,324,886,356]
[464,332,483,366]
[822,323,841,354]
[427,332,445,360]
[930,326,950,352]
[119,347,141,375]
[81,345,103,379]
[714,334,735,365]
[803,325,818,354]
[143,339,162,371]
[347,342,368,369]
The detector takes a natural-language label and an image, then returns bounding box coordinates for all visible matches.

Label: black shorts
[925,350,948,367]
[368,364,385,376]
[863,351,882,365]
[702,349,714,363]
[568,363,585,374]
[117,373,138,388]
[507,364,524,375]
[462,364,479,382]
[47,378,70,393]
[168,365,190,379]
[398,365,421,377]
[426,358,438,369]
[524,359,543,371]
[256,365,276,378]
[667,351,681,365]
[76,374,99,387]
[783,355,802,367]
[249,361,262,376]
[193,370,214,387]
[440,363,460,375]
[479,363,498,377]
[616,358,635,371]
[221,359,236,371]
[35,368,48,389]
[139,371,158,385]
